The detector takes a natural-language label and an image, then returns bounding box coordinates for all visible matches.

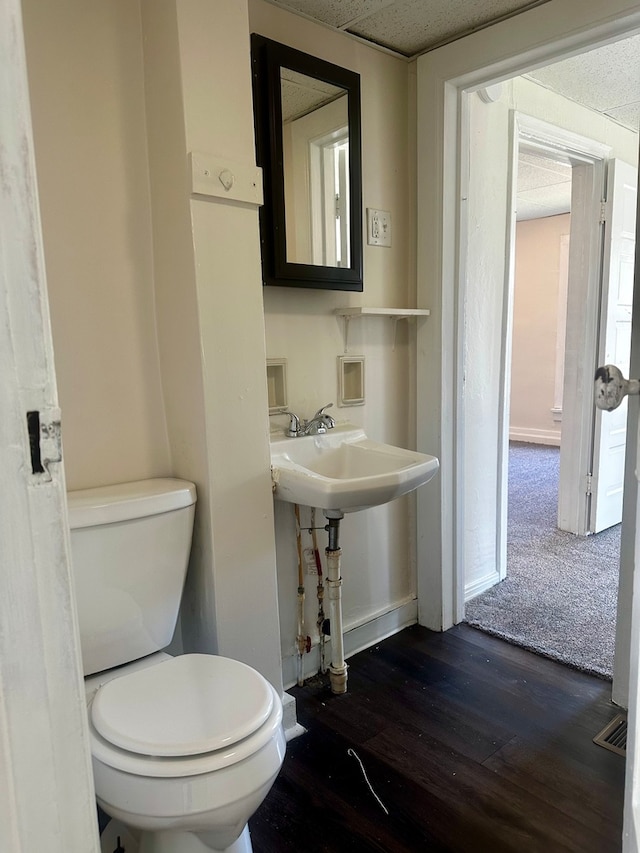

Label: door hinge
[27,408,62,481]
[599,201,607,224]
[586,472,593,496]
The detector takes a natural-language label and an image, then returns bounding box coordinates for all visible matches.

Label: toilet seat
[88,654,283,778]
[92,654,273,756]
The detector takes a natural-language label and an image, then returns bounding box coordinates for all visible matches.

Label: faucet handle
[313,403,336,431]
[286,412,301,437]
[312,403,334,419]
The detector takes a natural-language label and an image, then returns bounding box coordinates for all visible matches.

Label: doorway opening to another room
[461,63,637,681]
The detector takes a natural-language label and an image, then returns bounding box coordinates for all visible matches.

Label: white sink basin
[270,423,439,513]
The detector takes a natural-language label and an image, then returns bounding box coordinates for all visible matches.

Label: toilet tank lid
[67,478,196,529]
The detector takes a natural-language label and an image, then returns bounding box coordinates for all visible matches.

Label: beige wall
[510,214,571,445]
[23,0,284,691]
[23,0,423,691]
[22,0,170,490]
[249,1,421,684]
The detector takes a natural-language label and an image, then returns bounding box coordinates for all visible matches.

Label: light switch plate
[367,208,391,247]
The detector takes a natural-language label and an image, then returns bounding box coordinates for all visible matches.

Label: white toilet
[68,478,286,853]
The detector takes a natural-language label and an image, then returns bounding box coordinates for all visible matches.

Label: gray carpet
[464,442,620,679]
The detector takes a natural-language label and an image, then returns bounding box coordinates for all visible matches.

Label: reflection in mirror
[251,35,363,292]
[280,70,350,267]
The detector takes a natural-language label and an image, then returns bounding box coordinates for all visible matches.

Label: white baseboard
[465,569,501,603]
[282,598,418,691]
[509,427,560,447]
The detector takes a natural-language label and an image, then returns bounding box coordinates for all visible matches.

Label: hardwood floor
[250,624,625,852]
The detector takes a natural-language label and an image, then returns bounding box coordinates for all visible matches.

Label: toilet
[68,478,286,853]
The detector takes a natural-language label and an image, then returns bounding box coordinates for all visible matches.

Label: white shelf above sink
[335,307,431,318]
[335,307,430,351]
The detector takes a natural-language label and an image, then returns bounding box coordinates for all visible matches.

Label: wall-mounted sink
[270,423,439,513]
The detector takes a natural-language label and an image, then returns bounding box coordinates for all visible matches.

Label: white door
[591,160,637,533]
[1,0,99,849]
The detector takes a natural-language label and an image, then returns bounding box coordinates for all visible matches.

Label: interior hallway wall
[510,213,571,446]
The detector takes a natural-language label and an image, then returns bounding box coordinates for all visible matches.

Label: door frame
[415,1,640,634]
[416,4,640,844]
[506,115,611,552]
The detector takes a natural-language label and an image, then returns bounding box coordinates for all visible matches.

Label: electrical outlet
[367,208,391,247]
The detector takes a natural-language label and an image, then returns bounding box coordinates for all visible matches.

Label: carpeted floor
[464,441,620,679]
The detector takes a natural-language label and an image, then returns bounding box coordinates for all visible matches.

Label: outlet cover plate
[367,208,391,247]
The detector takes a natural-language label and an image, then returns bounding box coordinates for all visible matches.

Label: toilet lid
[90,654,274,757]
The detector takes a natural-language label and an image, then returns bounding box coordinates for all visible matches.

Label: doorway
[468,127,632,674]
[461,62,637,677]
[415,7,640,842]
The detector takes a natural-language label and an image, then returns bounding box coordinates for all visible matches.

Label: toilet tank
[67,478,197,677]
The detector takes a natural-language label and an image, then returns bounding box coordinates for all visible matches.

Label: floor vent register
[593,713,627,756]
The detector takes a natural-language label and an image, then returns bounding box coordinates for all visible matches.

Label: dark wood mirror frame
[251,34,363,292]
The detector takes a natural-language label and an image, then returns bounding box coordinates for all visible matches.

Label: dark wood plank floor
[250,624,625,853]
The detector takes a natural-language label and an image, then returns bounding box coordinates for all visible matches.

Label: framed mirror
[251,35,363,291]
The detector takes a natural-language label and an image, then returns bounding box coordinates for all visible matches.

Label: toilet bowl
[68,479,286,853]
[86,653,286,853]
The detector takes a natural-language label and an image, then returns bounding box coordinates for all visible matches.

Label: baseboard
[282,598,418,690]
[465,570,501,603]
[509,427,560,447]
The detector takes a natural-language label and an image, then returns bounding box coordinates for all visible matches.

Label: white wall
[249,0,423,684]
[140,0,285,690]
[510,214,571,446]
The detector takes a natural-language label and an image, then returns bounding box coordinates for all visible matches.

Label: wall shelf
[335,307,430,351]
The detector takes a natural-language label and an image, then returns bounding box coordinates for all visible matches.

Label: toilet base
[100,819,139,853]
[138,824,252,853]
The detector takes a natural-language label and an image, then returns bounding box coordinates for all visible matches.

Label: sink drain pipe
[294,504,310,687]
[310,509,328,674]
[325,510,348,694]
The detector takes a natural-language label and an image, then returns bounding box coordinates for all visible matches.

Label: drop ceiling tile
[517,182,571,220]
[519,151,572,172]
[603,102,640,132]
[518,156,572,192]
[516,199,570,220]
[347,0,549,56]
[281,69,344,121]
[527,35,640,114]
[272,0,394,29]
[516,199,560,220]
[516,199,543,220]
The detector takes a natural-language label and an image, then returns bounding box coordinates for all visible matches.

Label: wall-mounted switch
[367,208,391,247]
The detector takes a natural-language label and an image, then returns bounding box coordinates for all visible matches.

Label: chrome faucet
[286,403,336,437]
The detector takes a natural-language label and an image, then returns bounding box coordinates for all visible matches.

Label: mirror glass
[280,69,350,267]
[251,35,363,292]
